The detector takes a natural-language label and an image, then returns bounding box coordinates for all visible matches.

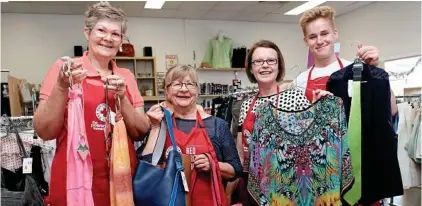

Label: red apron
[304,57,344,101]
[163,111,227,206]
[49,79,138,206]
[241,86,279,172]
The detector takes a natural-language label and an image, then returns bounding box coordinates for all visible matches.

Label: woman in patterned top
[229,40,331,205]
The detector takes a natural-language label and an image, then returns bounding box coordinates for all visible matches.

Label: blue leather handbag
[133,107,187,206]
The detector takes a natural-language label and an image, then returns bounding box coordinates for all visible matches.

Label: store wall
[2,1,421,85]
[1,13,307,85]
[336,1,421,62]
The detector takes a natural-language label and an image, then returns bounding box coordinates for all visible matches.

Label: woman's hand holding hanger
[57,58,88,90]
[102,75,127,99]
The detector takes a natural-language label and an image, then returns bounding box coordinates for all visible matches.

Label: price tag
[348,80,353,98]
[110,111,116,125]
[22,158,33,174]
[180,171,189,192]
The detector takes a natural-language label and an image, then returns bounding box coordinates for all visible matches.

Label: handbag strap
[151,107,181,166]
[151,120,167,166]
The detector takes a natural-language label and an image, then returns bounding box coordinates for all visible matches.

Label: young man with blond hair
[293,6,398,206]
[293,6,398,117]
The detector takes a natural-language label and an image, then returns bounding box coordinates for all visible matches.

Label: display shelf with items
[156,72,166,98]
[196,67,244,71]
[113,56,160,103]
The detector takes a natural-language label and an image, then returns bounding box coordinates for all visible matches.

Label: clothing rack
[396,95,421,104]
[1,114,55,152]
[396,95,421,98]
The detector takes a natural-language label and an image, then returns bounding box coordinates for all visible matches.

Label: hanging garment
[305,57,344,101]
[201,37,233,69]
[343,80,362,205]
[66,86,94,206]
[212,96,234,126]
[30,146,49,196]
[1,128,45,206]
[247,95,354,205]
[241,86,279,172]
[42,139,56,183]
[230,99,243,136]
[163,111,228,206]
[397,103,421,189]
[109,97,135,206]
[405,110,421,163]
[1,132,47,172]
[48,80,138,206]
[326,63,404,205]
[1,82,11,116]
[231,47,247,68]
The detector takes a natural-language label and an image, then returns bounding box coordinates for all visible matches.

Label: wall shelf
[143,96,165,101]
[113,56,159,104]
[196,68,244,71]
[199,94,221,98]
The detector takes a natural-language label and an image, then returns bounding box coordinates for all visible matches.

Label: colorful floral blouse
[247,95,354,206]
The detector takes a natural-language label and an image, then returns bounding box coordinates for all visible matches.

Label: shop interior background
[1,1,421,89]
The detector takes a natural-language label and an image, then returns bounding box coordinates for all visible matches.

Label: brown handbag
[117,36,135,57]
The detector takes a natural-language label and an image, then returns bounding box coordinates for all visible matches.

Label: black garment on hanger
[230,99,243,136]
[30,146,49,196]
[1,82,11,116]
[326,63,404,205]
[232,47,247,68]
[212,96,234,127]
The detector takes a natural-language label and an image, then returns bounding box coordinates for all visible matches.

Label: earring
[119,44,123,52]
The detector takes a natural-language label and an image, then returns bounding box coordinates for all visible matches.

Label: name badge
[186,146,196,155]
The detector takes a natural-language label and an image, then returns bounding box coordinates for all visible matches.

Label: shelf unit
[113,58,247,105]
[196,67,245,99]
[196,68,243,72]
[113,56,161,104]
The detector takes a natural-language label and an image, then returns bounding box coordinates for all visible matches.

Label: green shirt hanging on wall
[201,36,233,69]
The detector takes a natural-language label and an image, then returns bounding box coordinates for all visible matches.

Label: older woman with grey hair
[33,2,149,205]
[140,64,242,206]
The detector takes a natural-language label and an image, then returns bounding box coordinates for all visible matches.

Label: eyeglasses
[252,59,278,66]
[92,28,123,41]
[168,82,198,90]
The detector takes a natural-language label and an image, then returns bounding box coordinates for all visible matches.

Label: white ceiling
[1,1,375,23]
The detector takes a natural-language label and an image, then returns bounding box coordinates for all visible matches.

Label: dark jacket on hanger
[326,63,404,205]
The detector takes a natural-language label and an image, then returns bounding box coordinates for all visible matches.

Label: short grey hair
[84,1,128,34]
[163,64,199,90]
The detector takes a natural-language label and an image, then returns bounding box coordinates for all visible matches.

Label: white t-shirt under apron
[293,58,352,92]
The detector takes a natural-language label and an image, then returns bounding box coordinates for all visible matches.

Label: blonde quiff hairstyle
[299,6,336,36]
[163,64,199,91]
[85,1,128,34]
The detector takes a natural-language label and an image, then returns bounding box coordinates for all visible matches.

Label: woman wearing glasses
[33,2,150,205]
[141,64,242,206]
[227,40,319,205]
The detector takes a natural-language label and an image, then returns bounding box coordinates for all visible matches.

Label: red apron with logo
[163,112,227,206]
[241,86,279,171]
[304,57,344,101]
[49,79,138,206]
